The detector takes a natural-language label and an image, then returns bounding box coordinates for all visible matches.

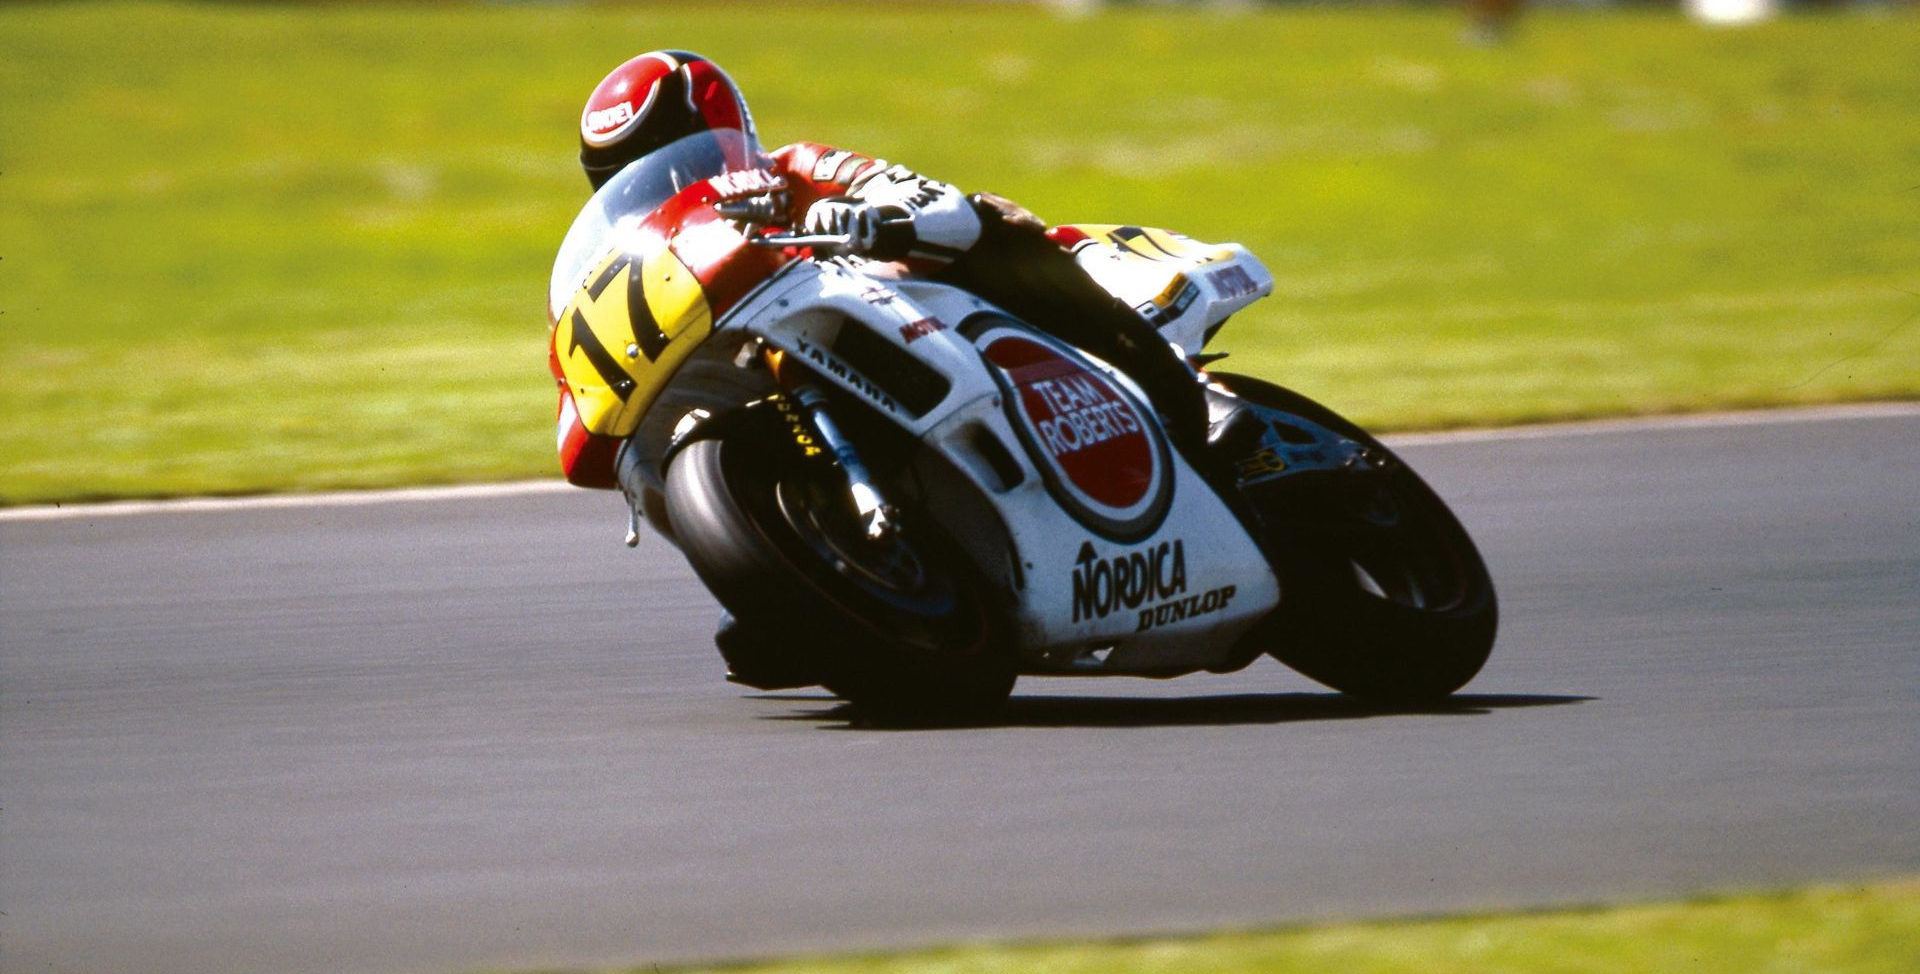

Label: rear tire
[664,434,1014,723]
[1212,374,1497,703]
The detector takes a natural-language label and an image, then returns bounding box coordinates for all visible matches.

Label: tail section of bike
[1049,223,1274,353]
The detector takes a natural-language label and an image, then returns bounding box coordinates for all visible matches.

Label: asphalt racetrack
[4,406,1917,974]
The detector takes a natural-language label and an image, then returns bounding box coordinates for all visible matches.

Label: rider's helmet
[579,51,760,190]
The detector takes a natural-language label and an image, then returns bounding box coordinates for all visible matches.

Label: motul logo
[898,318,946,343]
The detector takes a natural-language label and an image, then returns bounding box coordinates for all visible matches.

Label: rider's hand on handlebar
[802,197,914,260]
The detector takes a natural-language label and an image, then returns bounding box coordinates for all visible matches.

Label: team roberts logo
[980,330,1171,539]
[1028,370,1142,460]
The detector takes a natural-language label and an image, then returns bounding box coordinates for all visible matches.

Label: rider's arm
[771,142,982,265]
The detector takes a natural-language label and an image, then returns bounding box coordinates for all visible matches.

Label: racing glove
[803,197,916,261]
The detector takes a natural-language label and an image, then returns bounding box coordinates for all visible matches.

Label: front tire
[664,434,1014,722]
[1213,374,1497,703]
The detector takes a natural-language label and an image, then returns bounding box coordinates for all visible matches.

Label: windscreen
[548,128,765,319]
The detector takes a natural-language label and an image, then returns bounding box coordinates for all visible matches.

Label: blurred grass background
[2,2,1916,504]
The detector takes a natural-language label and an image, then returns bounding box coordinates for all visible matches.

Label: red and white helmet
[579,51,759,189]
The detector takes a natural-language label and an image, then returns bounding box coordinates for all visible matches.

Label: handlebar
[749,232,858,250]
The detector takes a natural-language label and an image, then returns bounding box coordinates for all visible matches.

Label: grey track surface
[3,409,1917,974]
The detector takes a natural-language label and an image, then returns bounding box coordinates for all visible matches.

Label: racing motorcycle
[548,131,1496,720]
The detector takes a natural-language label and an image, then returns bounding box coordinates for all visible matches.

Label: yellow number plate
[551,242,713,437]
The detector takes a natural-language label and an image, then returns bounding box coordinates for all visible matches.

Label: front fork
[617,344,903,548]
[768,347,899,542]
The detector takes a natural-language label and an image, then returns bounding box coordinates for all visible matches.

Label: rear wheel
[1212,374,1496,702]
[664,434,1014,722]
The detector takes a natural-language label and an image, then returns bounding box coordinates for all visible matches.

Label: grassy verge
[4,3,1917,503]
[590,878,1920,974]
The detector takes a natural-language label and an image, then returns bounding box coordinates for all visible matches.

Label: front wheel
[1212,374,1497,703]
[663,433,1014,722]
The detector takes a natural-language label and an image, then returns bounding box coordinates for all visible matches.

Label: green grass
[569,878,1920,974]
[4,3,1918,503]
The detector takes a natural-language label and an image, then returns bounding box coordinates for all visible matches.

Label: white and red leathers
[772,142,984,270]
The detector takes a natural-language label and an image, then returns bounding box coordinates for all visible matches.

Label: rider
[573,51,1210,456]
